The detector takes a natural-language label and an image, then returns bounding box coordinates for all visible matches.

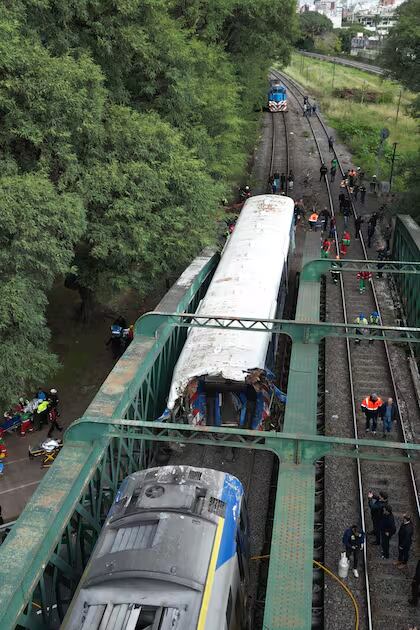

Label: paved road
[300,50,385,76]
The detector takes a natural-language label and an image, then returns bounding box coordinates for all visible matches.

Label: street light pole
[395,88,402,128]
[389,142,398,192]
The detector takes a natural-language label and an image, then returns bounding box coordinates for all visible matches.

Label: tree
[335,26,368,54]
[314,32,342,55]
[0,175,85,407]
[297,11,334,50]
[71,106,222,314]
[381,0,420,93]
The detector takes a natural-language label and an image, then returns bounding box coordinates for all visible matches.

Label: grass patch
[281,52,418,191]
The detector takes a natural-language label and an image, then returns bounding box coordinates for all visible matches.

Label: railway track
[268,111,289,194]
[299,51,385,76]
[273,68,420,630]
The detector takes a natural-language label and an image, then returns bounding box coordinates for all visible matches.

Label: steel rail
[275,67,420,629]
[298,51,385,76]
[273,69,375,629]
[268,111,289,195]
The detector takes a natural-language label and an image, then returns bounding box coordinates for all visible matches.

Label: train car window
[208,497,226,517]
[226,587,233,626]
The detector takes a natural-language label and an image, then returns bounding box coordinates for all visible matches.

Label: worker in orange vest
[361,393,383,434]
[309,210,319,231]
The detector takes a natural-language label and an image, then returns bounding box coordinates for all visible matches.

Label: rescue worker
[340,230,351,257]
[360,184,367,204]
[328,135,334,152]
[319,163,328,182]
[370,174,377,193]
[239,185,251,201]
[342,525,365,578]
[362,393,383,434]
[309,210,319,231]
[368,489,388,545]
[409,559,420,606]
[380,505,396,559]
[48,388,59,410]
[357,270,371,294]
[348,168,357,187]
[287,171,294,191]
[321,238,331,259]
[47,406,63,438]
[380,397,397,437]
[330,162,337,183]
[368,310,380,344]
[354,312,368,344]
[396,514,414,568]
[35,398,50,431]
[330,256,341,285]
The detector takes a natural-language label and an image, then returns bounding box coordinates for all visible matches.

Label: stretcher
[28,439,63,468]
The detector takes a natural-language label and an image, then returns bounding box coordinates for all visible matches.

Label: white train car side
[165,194,294,430]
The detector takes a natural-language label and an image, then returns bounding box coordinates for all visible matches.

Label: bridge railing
[0,252,218,630]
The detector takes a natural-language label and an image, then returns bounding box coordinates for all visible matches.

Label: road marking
[0,480,40,495]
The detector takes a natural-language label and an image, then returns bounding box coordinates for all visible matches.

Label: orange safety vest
[309,213,318,222]
[361,396,382,412]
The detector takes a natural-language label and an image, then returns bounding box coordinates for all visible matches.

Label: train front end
[268,81,287,112]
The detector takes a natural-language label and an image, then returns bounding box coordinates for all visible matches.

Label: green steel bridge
[0,216,419,629]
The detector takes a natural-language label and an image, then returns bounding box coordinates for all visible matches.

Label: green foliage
[297,11,334,50]
[334,26,368,54]
[0,175,85,406]
[0,0,296,405]
[381,0,420,95]
[314,32,342,55]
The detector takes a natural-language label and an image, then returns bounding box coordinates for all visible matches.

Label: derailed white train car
[165,195,294,430]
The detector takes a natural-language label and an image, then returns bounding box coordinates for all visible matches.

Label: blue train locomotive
[62,466,251,630]
[268,80,287,112]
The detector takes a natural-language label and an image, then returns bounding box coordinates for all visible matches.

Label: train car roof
[62,467,244,630]
[167,195,294,409]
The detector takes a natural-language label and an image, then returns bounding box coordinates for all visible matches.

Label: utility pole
[331,58,336,91]
[389,142,398,192]
[395,88,402,128]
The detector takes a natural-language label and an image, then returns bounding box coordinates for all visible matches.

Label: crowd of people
[343,502,420,608]
[1,388,63,440]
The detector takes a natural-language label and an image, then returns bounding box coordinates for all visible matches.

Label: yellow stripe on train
[197,516,224,630]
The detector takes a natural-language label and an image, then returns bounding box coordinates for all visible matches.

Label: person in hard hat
[354,312,368,344]
[309,209,319,231]
[368,311,380,344]
[361,393,383,434]
[342,525,365,578]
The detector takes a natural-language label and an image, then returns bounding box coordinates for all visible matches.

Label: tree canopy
[0,0,296,406]
[381,0,420,94]
[297,11,334,50]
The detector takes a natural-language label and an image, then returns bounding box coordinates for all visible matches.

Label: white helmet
[50,388,57,394]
